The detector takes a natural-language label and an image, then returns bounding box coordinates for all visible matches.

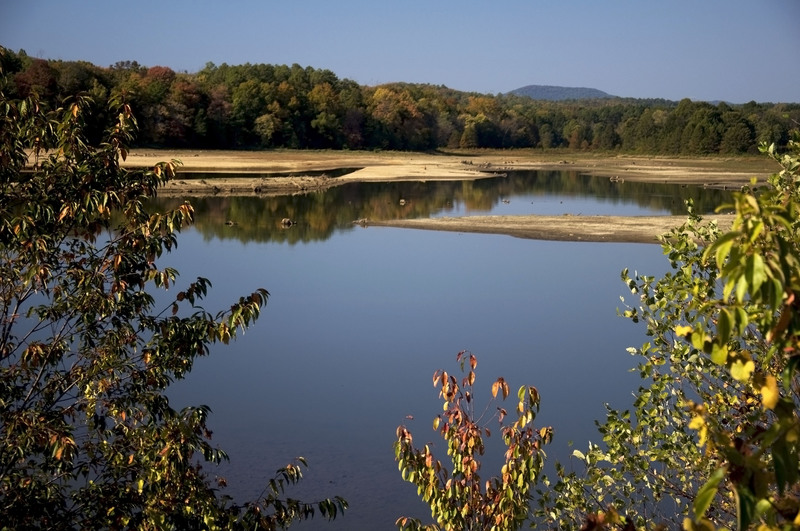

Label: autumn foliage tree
[395,351,552,530]
[0,66,345,528]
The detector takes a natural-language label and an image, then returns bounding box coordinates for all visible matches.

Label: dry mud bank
[122,149,769,242]
[369,214,735,244]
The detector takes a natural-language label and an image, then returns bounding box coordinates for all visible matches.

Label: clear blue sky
[2,0,798,103]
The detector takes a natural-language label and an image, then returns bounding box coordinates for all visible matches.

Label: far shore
[122,148,773,243]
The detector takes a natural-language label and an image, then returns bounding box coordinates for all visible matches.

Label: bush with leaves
[394,350,552,530]
[0,67,345,528]
[535,134,800,530]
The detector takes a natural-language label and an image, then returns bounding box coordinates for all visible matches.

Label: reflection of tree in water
[148,170,733,244]
[469,170,733,213]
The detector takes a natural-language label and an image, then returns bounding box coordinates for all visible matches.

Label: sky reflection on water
[166,220,671,529]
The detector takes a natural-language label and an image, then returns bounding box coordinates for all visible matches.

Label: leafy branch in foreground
[395,350,552,530]
[0,61,345,529]
[536,134,800,530]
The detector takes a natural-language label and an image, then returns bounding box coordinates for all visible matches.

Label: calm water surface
[163,171,723,529]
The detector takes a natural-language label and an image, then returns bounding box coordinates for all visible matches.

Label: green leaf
[748,219,764,243]
[734,482,756,530]
[735,306,749,333]
[745,253,767,296]
[693,466,726,521]
[783,356,800,389]
[735,276,748,303]
[772,433,798,495]
[690,329,706,351]
[708,231,737,266]
[716,309,732,345]
[710,342,729,365]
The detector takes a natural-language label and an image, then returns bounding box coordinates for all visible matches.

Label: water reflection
[149,170,733,244]
[165,226,671,529]
[158,171,722,528]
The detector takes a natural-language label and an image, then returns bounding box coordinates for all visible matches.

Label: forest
[2,47,798,154]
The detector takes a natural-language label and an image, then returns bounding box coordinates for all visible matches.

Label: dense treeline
[3,47,798,154]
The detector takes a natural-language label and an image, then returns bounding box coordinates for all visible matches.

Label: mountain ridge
[508,84,616,101]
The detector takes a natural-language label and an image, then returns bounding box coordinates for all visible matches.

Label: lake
[162,170,729,529]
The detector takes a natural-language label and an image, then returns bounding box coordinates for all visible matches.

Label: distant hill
[508,85,616,101]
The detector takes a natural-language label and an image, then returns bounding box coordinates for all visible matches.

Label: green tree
[0,72,345,528]
[308,82,344,147]
[632,108,660,152]
[683,107,723,154]
[658,98,695,154]
[395,351,552,530]
[537,134,800,530]
[538,123,555,149]
[719,112,755,154]
[590,122,618,151]
[562,118,590,150]
[231,79,267,146]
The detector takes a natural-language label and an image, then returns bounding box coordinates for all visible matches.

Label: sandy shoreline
[122,149,770,243]
[368,214,734,244]
[124,148,772,187]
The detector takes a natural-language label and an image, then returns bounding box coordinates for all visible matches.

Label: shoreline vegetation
[123,149,772,243]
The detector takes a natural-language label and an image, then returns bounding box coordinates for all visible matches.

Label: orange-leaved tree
[395,351,552,530]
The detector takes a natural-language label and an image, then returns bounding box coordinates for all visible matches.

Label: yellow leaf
[710,342,729,365]
[675,325,693,337]
[730,358,755,382]
[689,415,708,447]
[760,375,779,410]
